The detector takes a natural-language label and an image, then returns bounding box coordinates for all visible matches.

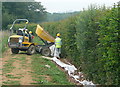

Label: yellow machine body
[36,25,55,43]
[8,19,37,55]
[8,34,36,49]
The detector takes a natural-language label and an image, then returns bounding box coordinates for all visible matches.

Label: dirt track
[2,49,35,85]
[2,49,83,85]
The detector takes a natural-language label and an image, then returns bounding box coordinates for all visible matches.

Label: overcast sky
[35,0,119,13]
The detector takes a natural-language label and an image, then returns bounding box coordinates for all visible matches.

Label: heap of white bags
[49,45,96,87]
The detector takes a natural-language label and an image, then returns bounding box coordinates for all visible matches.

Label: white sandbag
[49,45,60,58]
[52,57,95,87]
[49,45,55,56]
[54,48,60,58]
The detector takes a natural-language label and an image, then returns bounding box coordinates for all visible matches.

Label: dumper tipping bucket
[36,25,55,43]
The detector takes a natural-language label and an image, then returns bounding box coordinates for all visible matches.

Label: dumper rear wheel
[27,45,35,55]
[41,47,51,57]
[11,48,19,54]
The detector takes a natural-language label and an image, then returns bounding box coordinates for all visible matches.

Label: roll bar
[10,19,29,30]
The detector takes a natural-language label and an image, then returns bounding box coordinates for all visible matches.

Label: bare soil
[2,49,83,85]
[2,49,35,85]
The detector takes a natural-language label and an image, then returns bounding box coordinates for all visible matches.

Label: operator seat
[17,30,23,36]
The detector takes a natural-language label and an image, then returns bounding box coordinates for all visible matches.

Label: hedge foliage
[40,4,119,85]
[1,31,9,53]
[7,4,119,85]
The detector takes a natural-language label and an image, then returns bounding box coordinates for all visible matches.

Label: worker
[23,29,29,37]
[29,31,34,42]
[29,31,33,34]
[54,33,62,58]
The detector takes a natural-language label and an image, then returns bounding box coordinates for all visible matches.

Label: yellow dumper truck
[8,19,37,55]
[35,24,55,56]
[8,19,55,56]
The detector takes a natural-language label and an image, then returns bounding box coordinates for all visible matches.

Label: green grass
[16,57,26,64]
[1,31,9,53]
[3,80,20,85]
[0,34,9,58]
[5,74,22,79]
[11,56,27,68]
[3,59,15,74]
[31,54,73,85]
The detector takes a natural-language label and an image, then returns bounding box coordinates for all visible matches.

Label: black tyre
[41,47,51,57]
[27,45,35,55]
[11,48,19,54]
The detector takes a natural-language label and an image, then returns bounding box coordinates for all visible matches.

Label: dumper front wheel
[27,45,35,55]
[11,48,19,54]
[41,47,51,57]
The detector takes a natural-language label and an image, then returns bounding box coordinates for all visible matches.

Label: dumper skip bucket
[36,25,55,43]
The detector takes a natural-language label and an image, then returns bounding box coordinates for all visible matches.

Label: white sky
[35,0,119,13]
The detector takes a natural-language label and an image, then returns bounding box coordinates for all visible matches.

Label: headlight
[19,37,23,43]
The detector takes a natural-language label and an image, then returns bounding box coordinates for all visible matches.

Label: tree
[0,2,2,30]
[2,1,47,29]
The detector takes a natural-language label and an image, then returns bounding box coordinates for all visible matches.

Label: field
[1,3,119,85]
[2,49,73,85]
[1,31,75,86]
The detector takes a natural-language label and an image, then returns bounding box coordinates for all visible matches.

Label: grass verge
[31,54,73,85]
